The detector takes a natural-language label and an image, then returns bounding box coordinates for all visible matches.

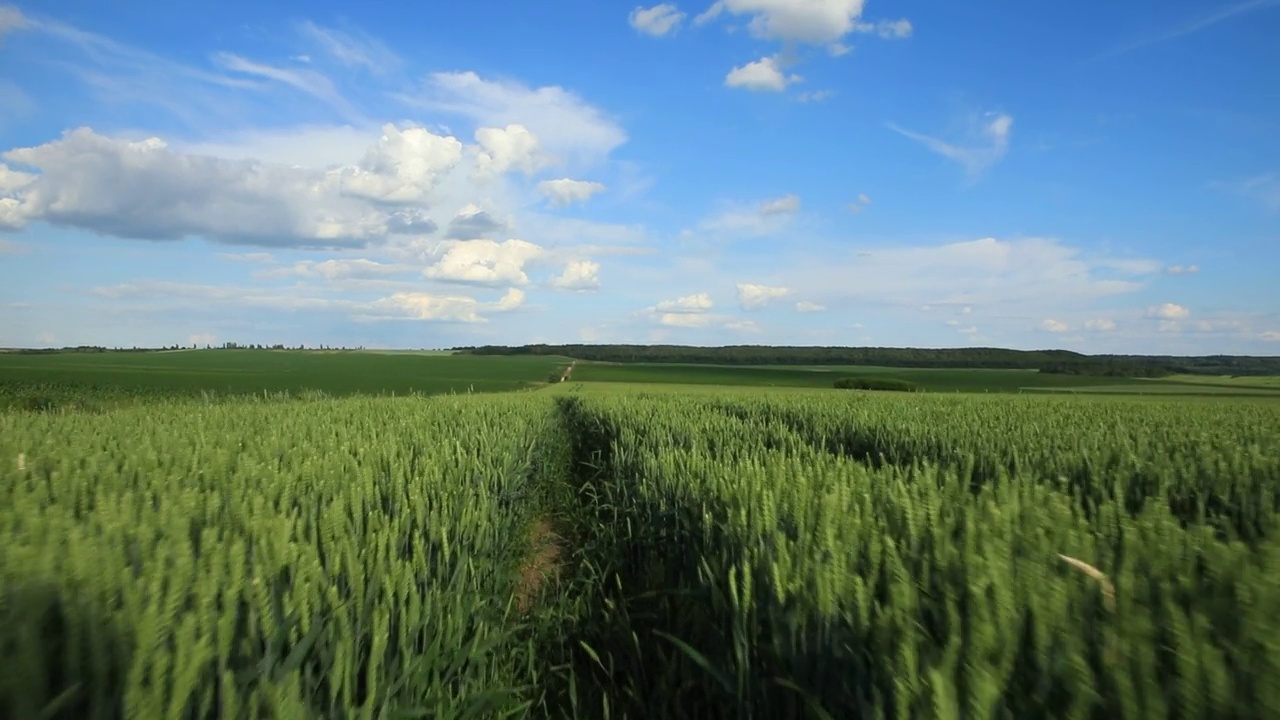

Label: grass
[0,349,571,401]
[569,360,1280,395]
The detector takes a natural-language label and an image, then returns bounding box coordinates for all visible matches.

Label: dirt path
[559,361,577,383]
[514,518,564,614]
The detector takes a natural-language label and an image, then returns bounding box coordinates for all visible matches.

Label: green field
[570,359,1280,396]
[7,351,1280,407]
[4,371,1280,718]
[0,349,571,407]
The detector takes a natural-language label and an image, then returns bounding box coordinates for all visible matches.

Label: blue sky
[0,0,1277,353]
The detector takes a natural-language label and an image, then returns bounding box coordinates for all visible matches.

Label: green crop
[3,386,1278,718]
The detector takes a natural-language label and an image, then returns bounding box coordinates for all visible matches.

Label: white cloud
[737,283,790,310]
[1165,264,1200,275]
[660,312,714,327]
[473,124,555,177]
[188,332,216,346]
[211,52,358,119]
[854,18,912,38]
[1228,173,1280,211]
[1261,331,1280,342]
[0,126,469,246]
[657,292,714,311]
[549,260,601,291]
[888,112,1013,179]
[0,5,29,40]
[1085,318,1117,332]
[630,4,687,36]
[0,237,25,254]
[726,319,761,332]
[760,193,801,214]
[697,193,800,236]
[828,42,851,56]
[537,178,607,207]
[1096,257,1163,274]
[370,287,523,323]
[766,237,1159,313]
[795,300,826,312]
[424,238,545,286]
[1041,318,1070,333]
[846,193,871,212]
[725,55,801,92]
[1147,302,1191,320]
[795,89,834,103]
[446,204,509,239]
[296,20,400,74]
[340,124,464,203]
[697,0,871,44]
[406,71,627,168]
[257,258,409,280]
[957,326,979,335]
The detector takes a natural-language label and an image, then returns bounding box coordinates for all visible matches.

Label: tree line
[453,344,1280,376]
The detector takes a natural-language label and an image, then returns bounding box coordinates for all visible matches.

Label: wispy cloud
[211,52,361,121]
[1089,0,1280,62]
[296,20,401,74]
[1226,172,1280,211]
[887,112,1013,180]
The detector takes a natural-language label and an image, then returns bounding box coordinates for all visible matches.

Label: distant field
[568,361,1280,395]
[0,349,570,402]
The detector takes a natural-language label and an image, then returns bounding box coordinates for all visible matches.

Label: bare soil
[514,517,563,614]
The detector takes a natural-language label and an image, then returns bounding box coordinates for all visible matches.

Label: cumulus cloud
[1041,318,1070,333]
[473,124,555,177]
[341,124,464,203]
[660,312,714,327]
[795,300,825,312]
[697,0,873,44]
[888,112,1014,179]
[406,71,627,168]
[630,4,687,36]
[737,283,790,310]
[657,292,714,311]
[846,193,871,212]
[1164,264,1200,275]
[1147,302,1191,320]
[371,287,524,322]
[0,126,470,246]
[537,178,607,207]
[549,260,601,290]
[424,238,544,286]
[446,204,509,239]
[725,55,801,92]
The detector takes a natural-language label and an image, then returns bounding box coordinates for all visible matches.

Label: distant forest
[454,344,1280,376]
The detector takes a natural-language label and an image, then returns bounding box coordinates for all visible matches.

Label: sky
[0,0,1278,354]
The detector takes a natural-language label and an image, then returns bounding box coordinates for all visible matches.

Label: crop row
[553,392,1280,719]
[0,395,567,719]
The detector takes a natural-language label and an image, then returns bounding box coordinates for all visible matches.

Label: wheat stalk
[1058,554,1115,611]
